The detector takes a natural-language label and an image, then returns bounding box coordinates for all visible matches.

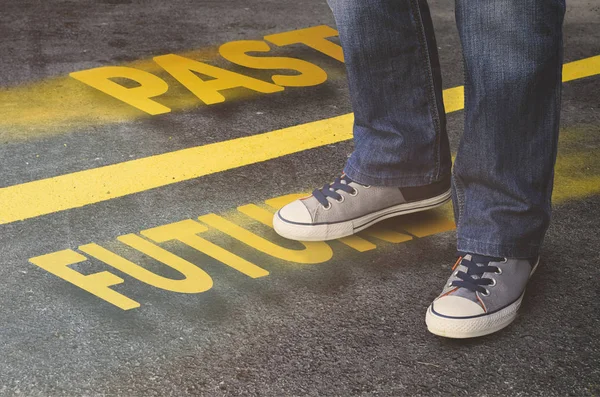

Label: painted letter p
[70,66,171,115]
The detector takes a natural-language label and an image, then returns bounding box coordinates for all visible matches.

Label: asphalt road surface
[0,0,598,395]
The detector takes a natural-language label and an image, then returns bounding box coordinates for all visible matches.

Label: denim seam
[454,28,469,239]
[452,168,466,233]
[546,29,564,210]
[410,0,442,183]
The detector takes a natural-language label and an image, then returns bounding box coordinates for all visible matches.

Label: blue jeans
[328,0,566,258]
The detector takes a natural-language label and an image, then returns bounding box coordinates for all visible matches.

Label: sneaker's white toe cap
[432,295,485,317]
[277,200,312,224]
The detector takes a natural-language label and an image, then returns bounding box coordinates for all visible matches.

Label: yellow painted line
[0,25,347,142]
[1,55,599,225]
[0,114,352,224]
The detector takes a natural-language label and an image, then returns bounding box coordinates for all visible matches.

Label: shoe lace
[312,174,362,207]
[450,253,503,294]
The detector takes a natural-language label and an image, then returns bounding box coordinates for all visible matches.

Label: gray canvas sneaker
[273,174,451,241]
[426,254,539,338]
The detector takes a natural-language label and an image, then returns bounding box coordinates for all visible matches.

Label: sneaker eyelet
[489,278,497,287]
[363,185,371,189]
[336,196,345,203]
[500,258,508,263]
[495,268,503,275]
[453,271,459,277]
[349,189,358,196]
[481,289,490,297]
[447,282,453,288]
[322,203,332,210]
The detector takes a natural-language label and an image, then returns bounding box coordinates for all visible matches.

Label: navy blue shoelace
[312,175,360,207]
[450,253,504,294]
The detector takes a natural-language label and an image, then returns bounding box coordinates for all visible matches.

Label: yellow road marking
[1,55,599,225]
[29,192,456,310]
[0,25,344,141]
[0,48,218,141]
[29,146,597,310]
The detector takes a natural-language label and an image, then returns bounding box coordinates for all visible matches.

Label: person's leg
[273,0,453,241]
[427,0,566,338]
[329,0,451,187]
[452,0,566,258]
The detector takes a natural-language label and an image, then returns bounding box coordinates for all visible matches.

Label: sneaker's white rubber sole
[425,295,524,339]
[425,259,540,339]
[273,189,452,241]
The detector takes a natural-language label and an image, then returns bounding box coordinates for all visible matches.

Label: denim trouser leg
[328,0,452,187]
[328,0,566,257]
[453,0,565,258]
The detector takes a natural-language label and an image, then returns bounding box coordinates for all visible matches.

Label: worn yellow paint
[0,26,341,143]
[553,151,600,204]
[28,249,141,310]
[442,86,464,113]
[153,53,284,105]
[0,48,218,141]
[27,194,453,309]
[219,40,329,87]
[0,113,352,224]
[264,193,310,209]
[236,204,279,226]
[554,175,600,204]
[338,235,378,252]
[27,155,598,311]
[70,66,172,115]
[80,239,214,293]
[0,25,344,140]
[361,228,414,244]
[1,56,599,225]
[264,25,344,62]
[140,220,269,278]
[118,234,215,292]
[563,55,600,82]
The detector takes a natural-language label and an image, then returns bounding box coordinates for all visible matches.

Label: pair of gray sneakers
[273,174,537,338]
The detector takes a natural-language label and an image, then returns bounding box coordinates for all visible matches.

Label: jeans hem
[457,238,541,258]
[343,162,448,187]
